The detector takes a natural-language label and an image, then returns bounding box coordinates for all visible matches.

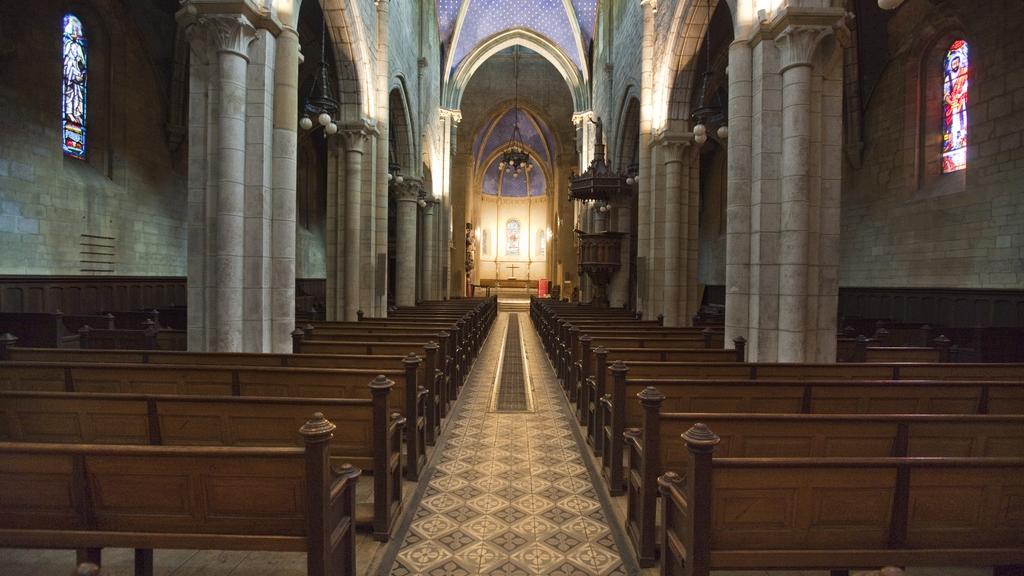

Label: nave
[1,305,1009,576]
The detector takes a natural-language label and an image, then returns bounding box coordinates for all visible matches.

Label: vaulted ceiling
[437,0,597,78]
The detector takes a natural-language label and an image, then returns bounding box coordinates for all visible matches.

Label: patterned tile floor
[379,312,639,576]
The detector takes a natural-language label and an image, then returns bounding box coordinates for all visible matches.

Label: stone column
[607,202,632,308]
[647,141,663,319]
[722,15,756,340]
[439,109,462,299]
[421,199,437,301]
[207,14,255,351]
[394,180,420,306]
[660,137,688,326]
[184,21,211,351]
[777,25,829,362]
[374,0,391,315]
[342,126,371,320]
[243,29,275,352]
[271,8,300,352]
[637,1,654,316]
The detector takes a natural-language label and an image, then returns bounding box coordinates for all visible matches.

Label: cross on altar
[506,264,519,278]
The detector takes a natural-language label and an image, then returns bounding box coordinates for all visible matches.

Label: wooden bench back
[0,312,79,348]
[0,419,360,576]
[660,453,1024,575]
[0,391,383,471]
[657,413,1024,476]
[4,347,413,372]
[296,340,427,356]
[864,346,942,363]
[616,361,1024,381]
[601,347,739,363]
[587,335,706,349]
[0,362,403,401]
[622,379,1024,424]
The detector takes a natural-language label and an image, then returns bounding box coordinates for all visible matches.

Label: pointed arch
[445,29,590,113]
[321,0,373,122]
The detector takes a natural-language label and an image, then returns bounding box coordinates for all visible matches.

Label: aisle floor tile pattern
[384,312,635,576]
[494,313,529,412]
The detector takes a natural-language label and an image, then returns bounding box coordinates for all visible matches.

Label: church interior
[0,0,1023,574]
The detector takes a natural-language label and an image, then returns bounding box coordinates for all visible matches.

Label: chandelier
[498,46,532,178]
[690,0,727,144]
[298,15,339,137]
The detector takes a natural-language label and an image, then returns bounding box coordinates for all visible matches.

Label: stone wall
[0,0,186,276]
[841,0,1024,289]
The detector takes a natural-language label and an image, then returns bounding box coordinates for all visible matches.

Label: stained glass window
[62,14,88,159]
[942,39,968,174]
[482,229,490,256]
[536,229,546,257]
[506,219,521,256]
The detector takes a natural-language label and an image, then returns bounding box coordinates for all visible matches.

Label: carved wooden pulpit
[576,230,625,308]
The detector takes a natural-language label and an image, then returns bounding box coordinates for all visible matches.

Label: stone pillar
[778,25,835,362]
[660,137,689,326]
[777,28,816,362]
[737,9,845,362]
[394,180,420,307]
[271,8,300,352]
[636,0,654,316]
[343,126,371,320]
[685,148,700,323]
[439,109,461,299]
[607,202,631,308]
[184,20,211,351]
[205,14,255,351]
[179,2,283,352]
[421,199,437,301]
[374,0,391,315]
[647,141,663,319]
[243,29,276,352]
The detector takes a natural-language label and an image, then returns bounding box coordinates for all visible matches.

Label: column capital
[439,108,462,125]
[776,24,833,72]
[571,110,596,128]
[392,178,423,202]
[177,0,282,37]
[754,7,847,70]
[652,130,694,158]
[194,14,257,59]
[340,120,377,153]
[639,0,658,14]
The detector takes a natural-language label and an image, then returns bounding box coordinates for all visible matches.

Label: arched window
[505,219,521,256]
[941,39,968,173]
[62,13,88,159]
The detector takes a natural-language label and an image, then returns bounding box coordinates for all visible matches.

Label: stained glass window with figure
[506,219,521,256]
[942,39,968,174]
[62,14,88,159]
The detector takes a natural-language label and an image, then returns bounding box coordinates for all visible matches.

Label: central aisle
[379,312,638,575]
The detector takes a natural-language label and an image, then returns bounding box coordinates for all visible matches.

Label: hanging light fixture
[499,46,532,178]
[690,0,725,145]
[299,14,339,138]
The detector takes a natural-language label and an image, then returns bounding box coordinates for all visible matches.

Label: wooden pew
[581,345,743,455]
[598,361,1024,496]
[0,359,428,482]
[624,395,1024,566]
[658,424,1024,576]
[0,413,361,576]
[2,343,444,449]
[0,382,404,541]
[0,312,80,348]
